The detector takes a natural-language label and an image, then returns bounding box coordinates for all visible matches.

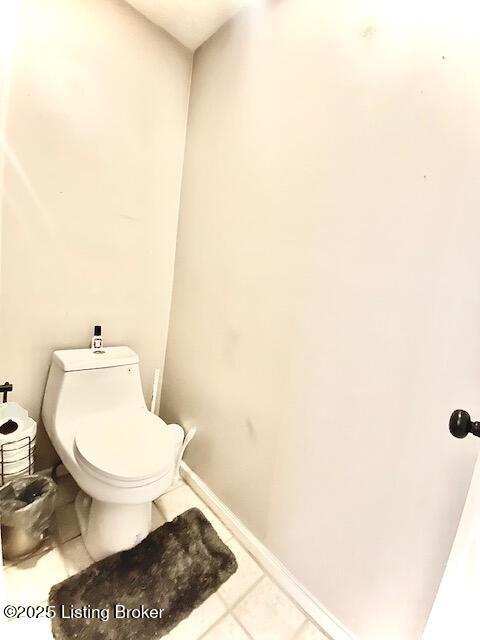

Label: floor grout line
[222,573,265,612]
[229,598,256,639]
[244,553,319,632]
[197,611,230,639]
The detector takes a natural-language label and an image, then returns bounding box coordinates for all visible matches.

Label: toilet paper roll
[0,416,25,437]
[0,402,28,423]
[0,403,36,439]
[0,403,36,479]
[0,418,37,464]
[0,417,36,445]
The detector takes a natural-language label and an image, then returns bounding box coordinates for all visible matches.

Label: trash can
[0,474,56,560]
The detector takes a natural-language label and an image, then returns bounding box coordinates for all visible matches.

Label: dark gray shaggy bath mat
[49,508,237,640]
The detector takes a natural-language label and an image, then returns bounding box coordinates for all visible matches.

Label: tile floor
[2,473,329,640]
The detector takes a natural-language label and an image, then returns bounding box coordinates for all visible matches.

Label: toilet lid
[74,409,174,482]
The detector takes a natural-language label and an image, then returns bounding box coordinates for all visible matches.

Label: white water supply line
[149,368,196,483]
[174,427,196,483]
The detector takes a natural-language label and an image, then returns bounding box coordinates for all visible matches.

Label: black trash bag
[0,474,56,559]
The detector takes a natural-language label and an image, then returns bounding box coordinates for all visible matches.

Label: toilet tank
[42,347,147,439]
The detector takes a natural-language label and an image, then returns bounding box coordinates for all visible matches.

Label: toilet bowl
[42,347,176,561]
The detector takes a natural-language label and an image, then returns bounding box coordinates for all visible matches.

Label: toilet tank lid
[53,347,139,372]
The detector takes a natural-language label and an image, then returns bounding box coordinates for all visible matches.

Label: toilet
[42,346,176,561]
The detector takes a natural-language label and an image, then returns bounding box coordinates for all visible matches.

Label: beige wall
[0,0,192,469]
[161,1,480,638]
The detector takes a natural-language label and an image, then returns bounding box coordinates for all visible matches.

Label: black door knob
[449,409,480,438]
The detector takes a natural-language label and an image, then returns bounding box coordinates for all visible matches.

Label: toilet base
[75,491,152,561]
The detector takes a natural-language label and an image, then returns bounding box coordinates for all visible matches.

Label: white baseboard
[180,461,356,640]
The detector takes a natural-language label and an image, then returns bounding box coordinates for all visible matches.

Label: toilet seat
[73,409,174,485]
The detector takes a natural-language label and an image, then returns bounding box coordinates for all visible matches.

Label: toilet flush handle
[449,409,480,439]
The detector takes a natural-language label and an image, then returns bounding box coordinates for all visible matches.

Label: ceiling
[126,0,254,50]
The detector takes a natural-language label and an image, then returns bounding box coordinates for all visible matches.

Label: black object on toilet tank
[91,325,104,351]
[449,409,480,439]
